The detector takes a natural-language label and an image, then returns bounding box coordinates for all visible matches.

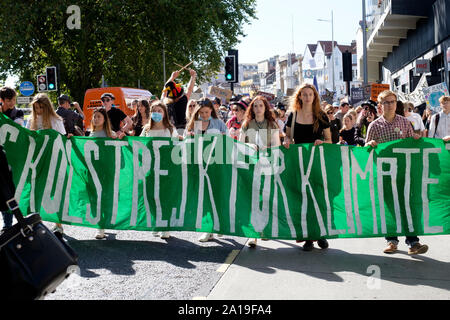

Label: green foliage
[0,0,256,105]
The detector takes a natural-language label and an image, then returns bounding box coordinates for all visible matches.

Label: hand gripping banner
[1,113,449,240]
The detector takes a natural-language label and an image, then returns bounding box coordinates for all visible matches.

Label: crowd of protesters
[0,69,449,254]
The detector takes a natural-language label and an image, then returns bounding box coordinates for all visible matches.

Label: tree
[0,0,257,105]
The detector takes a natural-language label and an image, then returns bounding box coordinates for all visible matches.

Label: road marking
[192,296,207,300]
[216,249,240,273]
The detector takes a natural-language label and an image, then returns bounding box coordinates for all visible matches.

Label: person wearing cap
[56,94,85,137]
[101,92,132,139]
[275,102,287,124]
[354,100,378,146]
[226,100,247,140]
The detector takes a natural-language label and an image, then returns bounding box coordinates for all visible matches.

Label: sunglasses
[101,98,111,102]
[327,111,333,115]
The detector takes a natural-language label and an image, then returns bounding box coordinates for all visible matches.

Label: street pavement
[2,218,449,300]
[208,235,450,300]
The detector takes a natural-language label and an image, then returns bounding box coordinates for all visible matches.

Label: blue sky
[236,0,363,63]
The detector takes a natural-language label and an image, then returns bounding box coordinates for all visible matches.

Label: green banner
[1,113,449,240]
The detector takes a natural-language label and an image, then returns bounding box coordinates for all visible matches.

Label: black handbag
[0,146,79,300]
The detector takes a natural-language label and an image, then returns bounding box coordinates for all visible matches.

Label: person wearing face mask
[184,98,228,243]
[140,101,181,239]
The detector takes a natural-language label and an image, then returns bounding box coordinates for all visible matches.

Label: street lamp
[317,10,335,93]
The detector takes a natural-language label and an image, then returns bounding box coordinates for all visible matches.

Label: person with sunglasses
[101,93,133,139]
[226,100,247,140]
[185,99,197,124]
[325,104,341,144]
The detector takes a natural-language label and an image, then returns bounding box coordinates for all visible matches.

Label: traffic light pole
[230,82,234,95]
[57,64,61,99]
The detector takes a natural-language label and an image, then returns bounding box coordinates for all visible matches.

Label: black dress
[285,112,330,144]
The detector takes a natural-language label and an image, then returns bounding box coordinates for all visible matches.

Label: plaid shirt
[366,114,414,144]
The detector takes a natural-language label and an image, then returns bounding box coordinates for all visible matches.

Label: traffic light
[46,66,58,91]
[37,74,47,92]
[224,55,236,83]
[342,51,353,82]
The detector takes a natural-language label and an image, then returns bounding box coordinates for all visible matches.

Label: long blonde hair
[289,83,327,133]
[29,93,62,130]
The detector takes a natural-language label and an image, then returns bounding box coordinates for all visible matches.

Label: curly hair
[242,95,276,129]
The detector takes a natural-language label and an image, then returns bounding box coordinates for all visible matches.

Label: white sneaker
[152,231,160,237]
[198,233,214,242]
[95,229,106,240]
[160,232,170,239]
[217,234,223,238]
[248,239,257,248]
[52,224,64,234]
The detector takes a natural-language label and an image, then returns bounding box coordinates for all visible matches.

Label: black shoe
[317,239,329,249]
[303,240,314,251]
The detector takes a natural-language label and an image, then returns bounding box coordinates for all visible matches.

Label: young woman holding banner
[239,96,281,248]
[27,93,67,235]
[89,108,117,239]
[141,101,180,239]
[184,98,228,243]
[283,83,332,251]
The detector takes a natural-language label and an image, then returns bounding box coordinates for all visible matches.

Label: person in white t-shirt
[141,101,181,239]
[404,102,426,136]
[27,93,66,235]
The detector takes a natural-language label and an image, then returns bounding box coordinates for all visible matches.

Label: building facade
[358,0,450,100]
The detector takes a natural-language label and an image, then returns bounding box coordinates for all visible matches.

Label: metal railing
[365,0,392,39]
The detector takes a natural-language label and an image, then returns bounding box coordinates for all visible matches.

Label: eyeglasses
[327,111,333,115]
[382,100,396,106]
[101,98,111,102]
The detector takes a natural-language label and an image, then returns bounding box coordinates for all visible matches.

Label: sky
[236,0,363,64]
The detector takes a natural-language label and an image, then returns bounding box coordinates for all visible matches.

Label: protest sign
[423,82,449,112]
[370,84,390,102]
[1,114,449,240]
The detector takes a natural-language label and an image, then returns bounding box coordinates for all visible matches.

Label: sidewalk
[207,235,450,300]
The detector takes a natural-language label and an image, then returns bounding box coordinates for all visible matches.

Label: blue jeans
[386,236,420,247]
[1,211,13,229]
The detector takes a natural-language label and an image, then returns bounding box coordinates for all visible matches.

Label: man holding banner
[365,90,428,255]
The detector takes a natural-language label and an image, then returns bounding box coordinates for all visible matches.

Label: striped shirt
[366,114,414,144]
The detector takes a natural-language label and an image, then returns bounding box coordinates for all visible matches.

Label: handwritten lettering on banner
[1,114,449,240]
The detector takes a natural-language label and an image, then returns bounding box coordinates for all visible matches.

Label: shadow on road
[232,239,450,292]
[63,233,244,278]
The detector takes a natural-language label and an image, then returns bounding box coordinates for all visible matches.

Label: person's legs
[383,236,399,254]
[406,236,428,255]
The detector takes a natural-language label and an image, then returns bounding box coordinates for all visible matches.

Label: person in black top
[283,83,332,252]
[131,99,150,136]
[56,94,85,137]
[101,92,133,139]
[162,68,197,133]
[325,104,341,143]
[338,113,357,145]
[354,100,378,146]
[0,86,23,126]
